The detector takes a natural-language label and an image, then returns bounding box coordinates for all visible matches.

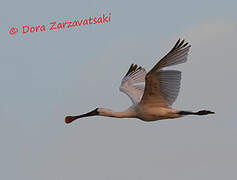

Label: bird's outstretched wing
[120,64,147,104]
[140,39,191,107]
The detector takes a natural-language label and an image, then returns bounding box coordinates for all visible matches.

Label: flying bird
[65,39,214,124]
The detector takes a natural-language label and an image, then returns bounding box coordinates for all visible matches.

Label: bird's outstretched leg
[178,110,215,116]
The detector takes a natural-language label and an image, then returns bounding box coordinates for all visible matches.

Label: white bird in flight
[65,39,214,124]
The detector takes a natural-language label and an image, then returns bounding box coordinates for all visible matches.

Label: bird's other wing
[120,64,147,104]
[140,39,190,106]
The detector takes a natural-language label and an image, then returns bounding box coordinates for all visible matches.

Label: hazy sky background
[1,0,237,179]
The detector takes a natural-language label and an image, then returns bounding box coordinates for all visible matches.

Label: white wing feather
[157,70,181,105]
[140,39,190,106]
[119,64,147,104]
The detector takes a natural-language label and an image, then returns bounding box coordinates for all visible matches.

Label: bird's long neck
[98,108,136,118]
[65,107,137,124]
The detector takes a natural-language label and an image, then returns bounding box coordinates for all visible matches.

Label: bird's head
[65,108,100,124]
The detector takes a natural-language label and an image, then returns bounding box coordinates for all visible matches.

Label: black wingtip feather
[171,39,181,51]
[125,64,135,76]
[181,42,188,48]
[177,39,185,48]
[171,39,190,52]
[124,64,145,77]
[125,64,136,76]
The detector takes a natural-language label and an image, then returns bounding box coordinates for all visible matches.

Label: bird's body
[135,105,181,121]
[96,104,181,122]
[65,39,214,124]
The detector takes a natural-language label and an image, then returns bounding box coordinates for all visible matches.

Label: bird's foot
[196,110,215,115]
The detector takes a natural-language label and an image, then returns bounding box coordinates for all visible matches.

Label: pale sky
[1,0,237,180]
